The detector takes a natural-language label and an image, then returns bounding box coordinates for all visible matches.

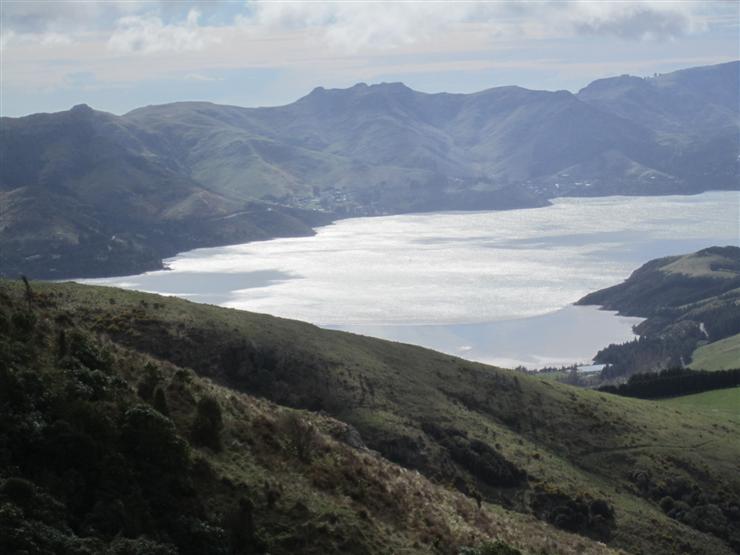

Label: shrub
[0,478,35,508]
[590,498,614,519]
[0,313,9,335]
[223,497,265,553]
[10,311,36,339]
[459,540,522,555]
[190,396,223,451]
[685,504,728,537]
[106,536,178,555]
[442,435,526,487]
[137,363,161,402]
[667,500,691,520]
[121,406,189,472]
[279,412,317,463]
[152,388,169,415]
[659,496,675,513]
[0,366,26,409]
[170,516,229,555]
[532,489,615,541]
[68,331,112,372]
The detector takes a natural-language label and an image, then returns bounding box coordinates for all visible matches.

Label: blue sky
[1,1,738,117]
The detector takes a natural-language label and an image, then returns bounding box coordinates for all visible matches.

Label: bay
[82,191,739,368]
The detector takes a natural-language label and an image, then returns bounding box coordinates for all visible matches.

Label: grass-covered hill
[2,279,738,554]
[578,246,740,378]
[690,333,740,371]
[661,387,740,423]
[0,281,621,555]
[2,61,738,279]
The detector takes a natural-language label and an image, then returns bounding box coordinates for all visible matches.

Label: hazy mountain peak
[70,103,94,113]
[67,104,101,122]
[577,60,740,133]
[304,81,412,99]
[368,81,412,92]
[577,74,647,96]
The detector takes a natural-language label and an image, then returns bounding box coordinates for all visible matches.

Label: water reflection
[331,305,643,369]
[80,192,738,368]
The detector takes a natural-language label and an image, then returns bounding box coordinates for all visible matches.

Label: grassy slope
[0,282,621,555]
[577,246,740,377]
[4,279,738,555]
[660,388,740,423]
[577,246,740,316]
[662,252,740,280]
[690,333,740,371]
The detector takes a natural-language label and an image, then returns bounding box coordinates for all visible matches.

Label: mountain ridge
[1,61,738,279]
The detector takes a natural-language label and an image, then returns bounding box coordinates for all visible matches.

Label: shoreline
[24,188,737,282]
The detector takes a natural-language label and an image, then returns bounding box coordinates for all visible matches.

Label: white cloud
[248,1,482,51]
[0,1,149,33]
[39,32,73,46]
[247,0,710,52]
[0,29,73,50]
[108,9,220,54]
[0,0,142,50]
[184,73,223,82]
[570,1,704,40]
[0,29,15,50]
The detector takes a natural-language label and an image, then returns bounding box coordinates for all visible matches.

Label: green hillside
[2,279,738,554]
[2,285,612,555]
[578,246,740,379]
[690,333,740,371]
[660,388,740,422]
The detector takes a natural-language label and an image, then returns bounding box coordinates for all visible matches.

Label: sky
[0,0,738,117]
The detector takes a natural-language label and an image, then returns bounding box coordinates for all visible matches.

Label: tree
[191,396,223,451]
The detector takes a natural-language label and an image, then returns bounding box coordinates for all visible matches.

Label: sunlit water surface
[83,192,739,368]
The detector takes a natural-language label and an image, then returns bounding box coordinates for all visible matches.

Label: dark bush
[10,311,36,339]
[459,540,523,555]
[152,388,169,415]
[600,367,740,399]
[667,500,691,520]
[375,434,427,470]
[447,437,526,488]
[532,489,615,541]
[590,498,614,519]
[170,516,229,555]
[137,363,161,402]
[0,366,27,409]
[106,536,178,555]
[121,406,189,472]
[279,412,317,463]
[191,396,223,451]
[0,477,35,508]
[685,504,728,537]
[68,331,112,372]
[659,496,675,513]
[223,496,266,553]
[550,502,588,532]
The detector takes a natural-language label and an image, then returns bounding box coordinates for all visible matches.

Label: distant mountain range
[1,61,738,278]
